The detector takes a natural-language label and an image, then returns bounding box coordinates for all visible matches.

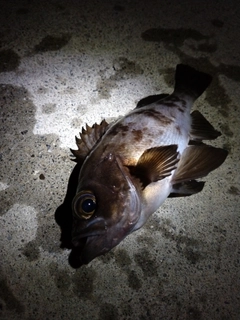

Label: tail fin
[174,64,212,99]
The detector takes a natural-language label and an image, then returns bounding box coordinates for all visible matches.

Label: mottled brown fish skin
[70,64,228,267]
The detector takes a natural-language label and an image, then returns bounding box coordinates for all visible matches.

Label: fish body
[70,64,228,266]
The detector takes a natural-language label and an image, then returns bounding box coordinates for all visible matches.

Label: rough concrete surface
[0,0,239,319]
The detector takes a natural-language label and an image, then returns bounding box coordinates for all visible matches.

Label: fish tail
[174,64,212,99]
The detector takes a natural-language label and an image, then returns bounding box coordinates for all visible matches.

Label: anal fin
[190,110,221,141]
[169,180,205,197]
[172,145,228,184]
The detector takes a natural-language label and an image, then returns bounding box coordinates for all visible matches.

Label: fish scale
[99,105,188,163]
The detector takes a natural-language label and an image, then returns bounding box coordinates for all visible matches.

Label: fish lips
[71,217,112,266]
[71,234,105,267]
[71,216,136,267]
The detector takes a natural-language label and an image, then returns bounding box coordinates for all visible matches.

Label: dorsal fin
[172,145,228,184]
[70,119,109,162]
[135,93,169,108]
[190,110,221,141]
[128,145,179,188]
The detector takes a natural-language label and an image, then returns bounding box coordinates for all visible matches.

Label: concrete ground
[0,0,239,319]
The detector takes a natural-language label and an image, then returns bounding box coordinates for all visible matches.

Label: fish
[70,64,228,266]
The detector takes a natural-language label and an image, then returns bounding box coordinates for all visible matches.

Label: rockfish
[70,64,228,266]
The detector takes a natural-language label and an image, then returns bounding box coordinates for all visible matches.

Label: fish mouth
[72,231,104,249]
[72,217,106,242]
[70,234,108,268]
[71,218,108,267]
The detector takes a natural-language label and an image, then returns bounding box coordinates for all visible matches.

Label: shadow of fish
[70,64,228,266]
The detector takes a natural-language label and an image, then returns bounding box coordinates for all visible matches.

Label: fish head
[71,152,141,265]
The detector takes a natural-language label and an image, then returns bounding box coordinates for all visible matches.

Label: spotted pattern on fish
[134,109,174,126]
[69,64,228,267]
[107,123,130,137]
[131,129,143,142]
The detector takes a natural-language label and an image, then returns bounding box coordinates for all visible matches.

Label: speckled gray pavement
[0,0,239,319]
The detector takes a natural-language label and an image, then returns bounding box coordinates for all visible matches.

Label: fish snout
[71,217,106,247]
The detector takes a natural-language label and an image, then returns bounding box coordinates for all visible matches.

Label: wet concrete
[0,0,239,319]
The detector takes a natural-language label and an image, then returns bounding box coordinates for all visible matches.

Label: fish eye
[73,191,96,219]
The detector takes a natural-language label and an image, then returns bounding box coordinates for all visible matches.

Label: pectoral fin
[128,145,179,188]
[71,120,109,162]
[172,145,228,184]
[190,110,221,141]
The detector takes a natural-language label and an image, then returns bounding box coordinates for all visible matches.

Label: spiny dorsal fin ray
[172,145,228,184]
[190,110,221,141]
[71,119,109,162]
[128,145,179,188]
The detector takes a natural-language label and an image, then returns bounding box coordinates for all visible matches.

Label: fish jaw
[71,153,142,265]
[71,216,135,265]
[71,196,141,265]
[71,216,109,265]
